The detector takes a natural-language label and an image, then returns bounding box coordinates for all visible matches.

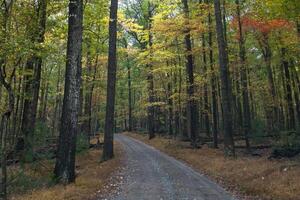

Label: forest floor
[124,132,300,200]
[10,139,124,200]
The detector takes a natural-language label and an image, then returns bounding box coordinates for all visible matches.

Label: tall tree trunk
[102,0,118,161]
[207,1,219,148]
[21,0,47,159]
[182,0,198,147]
[236,0,251,151]
[54,0,83,183]
[214,0,235,156]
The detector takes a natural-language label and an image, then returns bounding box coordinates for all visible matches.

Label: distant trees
[117,0,299,156]
[54,0,83,183]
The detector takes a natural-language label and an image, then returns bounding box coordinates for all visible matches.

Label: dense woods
[0,0,299,199]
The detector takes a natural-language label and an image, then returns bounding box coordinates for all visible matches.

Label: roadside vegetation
[9,138,122,200]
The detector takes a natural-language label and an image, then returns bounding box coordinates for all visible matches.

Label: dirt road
[111,134,236,200]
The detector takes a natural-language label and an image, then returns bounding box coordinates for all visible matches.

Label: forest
[0,0,299,199]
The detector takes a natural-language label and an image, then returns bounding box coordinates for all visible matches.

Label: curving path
[110,134,236,200]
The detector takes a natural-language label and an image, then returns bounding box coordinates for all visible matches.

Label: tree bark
[54,0,83,183]
[102,0,118,161]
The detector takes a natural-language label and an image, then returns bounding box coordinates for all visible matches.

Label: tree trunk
[147,2,155,140]
[167,71,173,136]
[21,0,47,159]
[83,42,93,138]
[206,1,219,148]
[102,0,118,161]
[214,0,235,156]
[182,0,198,147]
[202,33,210,138]
[261,36,278,132]
[52,65,62,136]
[54,0,83,183]
[236,0,251,151]
[125,42,133,132]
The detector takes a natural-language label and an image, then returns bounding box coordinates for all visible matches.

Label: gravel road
[110,134,236,200]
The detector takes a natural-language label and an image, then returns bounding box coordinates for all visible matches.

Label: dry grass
[11,142,122,200]
[125,132,300,200]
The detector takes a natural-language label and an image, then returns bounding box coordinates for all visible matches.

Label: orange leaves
[241,17,291,35]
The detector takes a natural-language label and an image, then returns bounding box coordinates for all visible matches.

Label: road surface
[110,134,236,200]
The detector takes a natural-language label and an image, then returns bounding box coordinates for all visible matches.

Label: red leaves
[242,17,290,34]
[232,15,292,37]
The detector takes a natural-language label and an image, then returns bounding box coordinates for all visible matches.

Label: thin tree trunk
[83,41,92,137]
[167,71,173,136]
[54,0,83,183]
[202,33,210,138]
[125,42,133,132]
[102,0,118,161]
[52,65,62,136]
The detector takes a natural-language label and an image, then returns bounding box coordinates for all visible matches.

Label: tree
[102,0,119,161]
[54,0,83,183]
[235,0,251,151]
[21,0,47,160]
[146,1,156,139]
[182,0,198,147]
[213,0,235,156]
